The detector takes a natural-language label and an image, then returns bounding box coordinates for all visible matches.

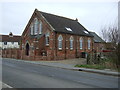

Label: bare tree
[101,24,120,69]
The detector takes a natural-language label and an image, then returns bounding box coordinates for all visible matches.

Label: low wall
[1,49,21,59]
[1,49,85,61]
[1,49,49,61]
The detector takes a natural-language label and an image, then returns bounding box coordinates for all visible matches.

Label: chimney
[35,8,38,12]
[9,32,13,37]
[75,18,78,22]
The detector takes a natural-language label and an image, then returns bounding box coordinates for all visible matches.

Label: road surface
[2,58,119,88]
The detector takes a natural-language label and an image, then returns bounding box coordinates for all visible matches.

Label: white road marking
[2,83,13,88]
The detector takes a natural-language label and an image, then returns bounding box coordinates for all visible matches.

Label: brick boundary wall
[0,49,88,61]
[1,49,21,59]
[1,49,49,61]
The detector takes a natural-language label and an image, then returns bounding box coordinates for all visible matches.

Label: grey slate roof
[89,32,105,43]
[38,11,93,37]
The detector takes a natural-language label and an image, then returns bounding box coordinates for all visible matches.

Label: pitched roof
[37,10,93,37]
[0,35,21,42]
[89,32,105,43]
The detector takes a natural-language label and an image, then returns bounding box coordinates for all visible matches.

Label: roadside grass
[75,55,120,72]
[75,64,106,70]
[75,63,120,72]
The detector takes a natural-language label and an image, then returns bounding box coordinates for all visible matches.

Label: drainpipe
[53,32,56,60]
[55,32,57,60]
[75,36,78,58]
[65,34,67,59]
[84,36,87,58]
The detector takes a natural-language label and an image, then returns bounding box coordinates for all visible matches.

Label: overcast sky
[0,0,118,36]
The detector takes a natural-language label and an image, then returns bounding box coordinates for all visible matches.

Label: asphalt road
[2,58,119,88]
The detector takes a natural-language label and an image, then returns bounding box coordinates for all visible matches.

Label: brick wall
[20,10,94,61]
[2,49,21,59]
[94,43,105,53]
[53,32,94,60]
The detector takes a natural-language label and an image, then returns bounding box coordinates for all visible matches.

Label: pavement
[3,58,120,77]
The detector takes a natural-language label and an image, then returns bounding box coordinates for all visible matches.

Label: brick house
[89,32,106,53]
[21,9,94,60]
[0,32,21,58]
[0,32,21,49]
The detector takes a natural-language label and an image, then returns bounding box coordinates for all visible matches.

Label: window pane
[46,36,49,45]
[30,24,34,35]
[80,39,83,49]
[58,40,62,49]
[70,36,73,49]
[39,22,42,34]
[70,40,73,49]
[4,42,7,45]
[58,35,63,49]
[34,18,38,35]
[88,39,91,49]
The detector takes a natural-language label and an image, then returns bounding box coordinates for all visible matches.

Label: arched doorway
[26,43,29,56]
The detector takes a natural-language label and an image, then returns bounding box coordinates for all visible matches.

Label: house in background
[103,42,115,52]
[20,9,94,60]
[89,32,106,53]
[0,32,21,49]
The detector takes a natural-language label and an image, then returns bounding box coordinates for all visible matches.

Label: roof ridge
[38,10,76,22]
[0,34,21,36]
[36,9,93,37]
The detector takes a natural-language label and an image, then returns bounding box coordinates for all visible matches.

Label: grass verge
[75,64,107,70]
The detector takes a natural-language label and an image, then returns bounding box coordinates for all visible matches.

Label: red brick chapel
[20,9,94,60]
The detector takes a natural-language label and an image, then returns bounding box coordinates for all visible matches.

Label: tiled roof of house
[37,10,93,37]
[0,35,21,42]
[89,32,105,43]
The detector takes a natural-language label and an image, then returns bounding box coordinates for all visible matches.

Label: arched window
[26,43,29,56]
[58,35,63,50]
[70,36,74,50]
[80,37,83,49]
[34,18,39,35]
[39,21,42,34]
[88,38,91,49]
[45,32,50,45]
[30,23,34,35]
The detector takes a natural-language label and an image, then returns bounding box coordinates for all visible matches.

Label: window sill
[58,48,62,51]
[46,44,49,46]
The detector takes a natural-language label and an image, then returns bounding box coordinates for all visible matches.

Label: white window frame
[70,36,74,50]
[88,38,91,49]
[58,35,63,50]
[45,32,50,46]
[80,37,83,49]
[39,21,42,34]
[34,18,39,35]
[30,23,34,35]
